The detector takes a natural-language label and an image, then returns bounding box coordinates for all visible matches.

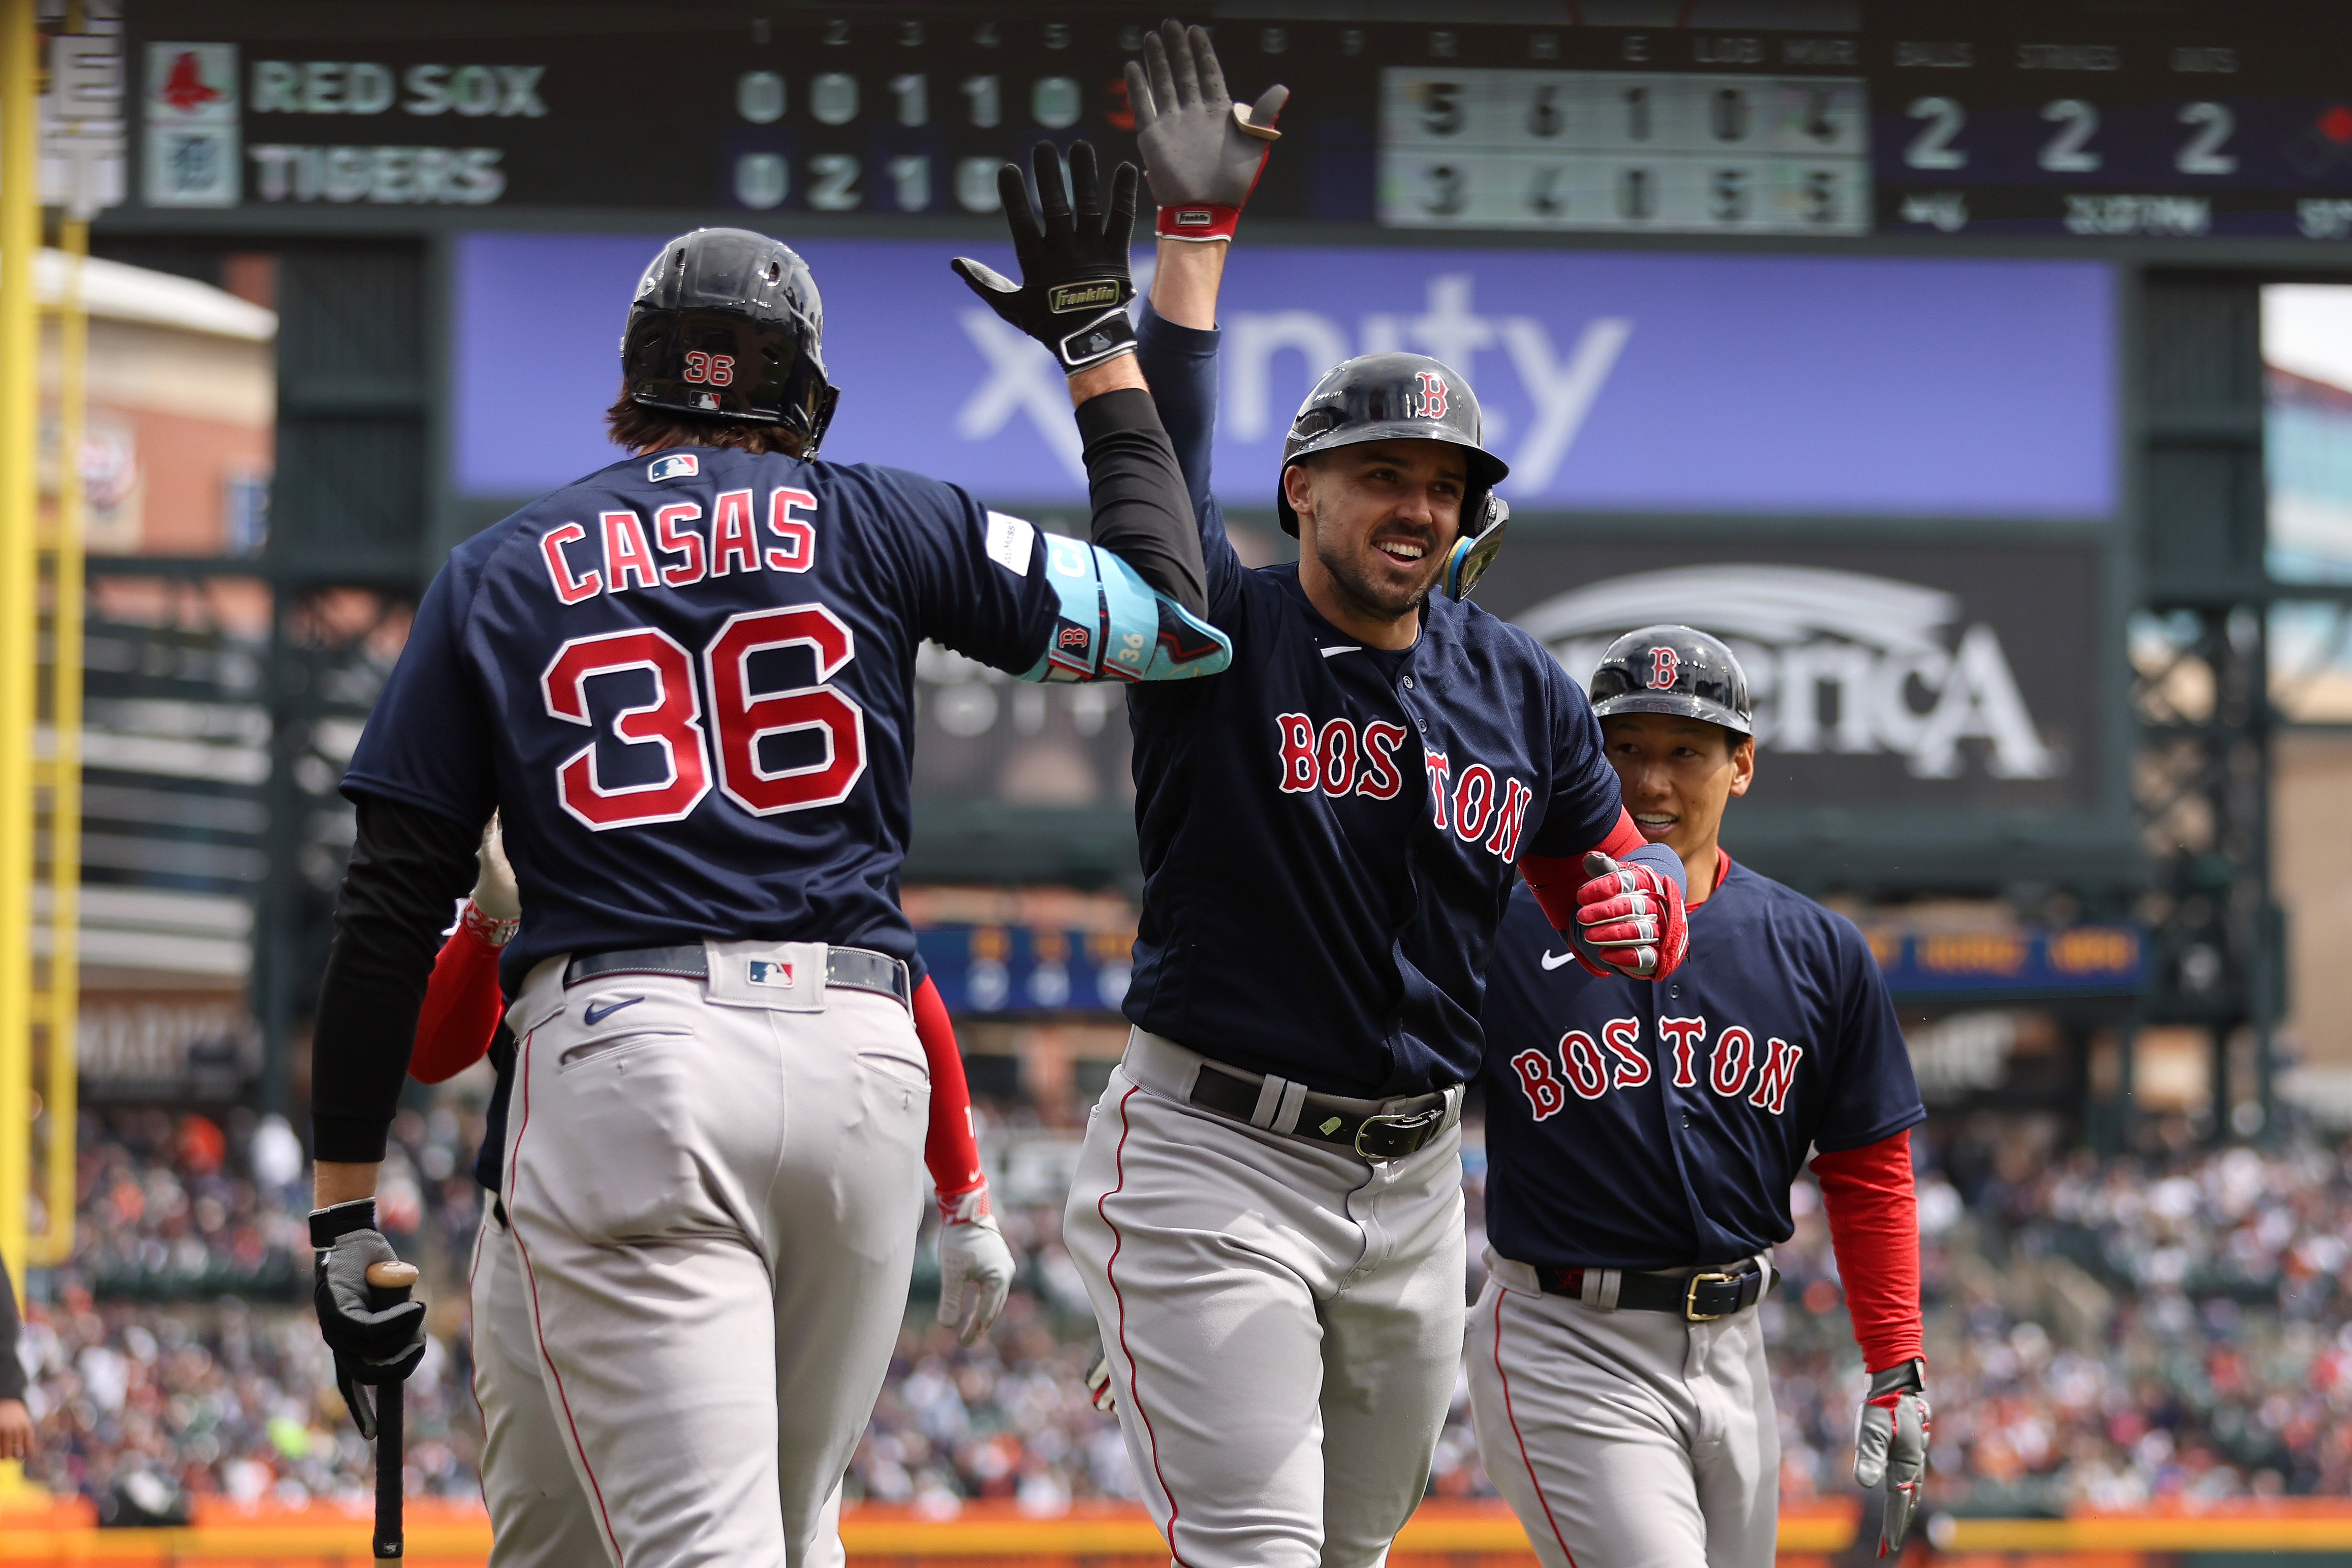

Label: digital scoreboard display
[1379,68,1871,235]
[104,1,2352,245]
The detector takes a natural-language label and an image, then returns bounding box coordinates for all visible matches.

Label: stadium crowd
[11,1100,2351,1515]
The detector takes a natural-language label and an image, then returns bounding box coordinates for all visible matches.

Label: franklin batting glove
[310,1200,428,1440]
[1125,20,1288,242]
[1566,848,1689,981]
[1854,1358,1932,1558]
[935,1186,1016,1346]
[952,141,1141,375]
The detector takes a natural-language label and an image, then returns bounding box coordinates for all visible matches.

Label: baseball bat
[365,1260,420,1563]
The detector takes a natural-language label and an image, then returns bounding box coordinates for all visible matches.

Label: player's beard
[1315,524,1448,625]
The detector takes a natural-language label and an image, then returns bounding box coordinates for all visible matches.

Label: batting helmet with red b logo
[1587,624,1753,737]
[621,228,840,454]
[1276,352,1508,534]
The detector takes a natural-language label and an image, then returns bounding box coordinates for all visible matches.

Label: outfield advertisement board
[451,234,2115,521]
[1478,540,2107,812]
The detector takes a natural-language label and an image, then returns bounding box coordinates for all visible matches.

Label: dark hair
[604,384,806,458]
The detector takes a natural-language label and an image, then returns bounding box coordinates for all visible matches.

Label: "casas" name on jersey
[540,486,820,606]
[1508,1013,1804,1119]
[1273,714,1534,862]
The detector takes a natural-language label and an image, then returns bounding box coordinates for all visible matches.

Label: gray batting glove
[1854,1359,1931,1558]
[936,1187,1015,1345]
[1124,19,1288,242]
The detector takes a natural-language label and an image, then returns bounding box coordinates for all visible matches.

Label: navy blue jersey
[1124,307,1621,1099]
[1478,861,1925,1271]
[345,446,1056,993]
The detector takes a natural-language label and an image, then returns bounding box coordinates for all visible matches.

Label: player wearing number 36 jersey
[306,163,1228,1568]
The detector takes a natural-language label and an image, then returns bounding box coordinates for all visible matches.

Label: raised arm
[952,140,1230,683]
[1127,22,1285,571]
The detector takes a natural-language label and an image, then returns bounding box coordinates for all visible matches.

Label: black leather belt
[562,943,911,1007]
[1540,1262,1772,1322]
[1190,1063,1449,1161]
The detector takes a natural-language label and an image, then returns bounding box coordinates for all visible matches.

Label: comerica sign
[1516,564,2059,783]
[1475,540,2103,816]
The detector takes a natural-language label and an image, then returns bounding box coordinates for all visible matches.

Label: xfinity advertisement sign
[1477,542,2103,812]
[451,235,2115,521]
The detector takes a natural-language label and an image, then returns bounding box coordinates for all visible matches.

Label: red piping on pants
[1101,1085,1191,1568]
[1494,1287,1580,1568]
[507,1023,626,1566]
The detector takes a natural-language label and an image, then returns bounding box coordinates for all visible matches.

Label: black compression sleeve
[310,794,483,1163]
[1076,386,1209,619]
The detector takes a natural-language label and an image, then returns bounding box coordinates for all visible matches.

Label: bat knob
[364,1260,420,1308]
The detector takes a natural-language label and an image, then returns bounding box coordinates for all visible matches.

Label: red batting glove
[1571,851,1689,980]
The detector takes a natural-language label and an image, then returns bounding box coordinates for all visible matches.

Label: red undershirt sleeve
[913,974,987,1202]
[1810,1127,1924,1371]
[407,921,504,1085]
[1520,806,1648,931]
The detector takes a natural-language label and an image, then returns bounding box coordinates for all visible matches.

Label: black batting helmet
[1276,352,1509,540]
[1589,625,1753,737]
[621,228,840,454]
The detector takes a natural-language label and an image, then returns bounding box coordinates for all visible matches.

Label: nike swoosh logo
[583,997,644,1025]
[1541,950,1576,970]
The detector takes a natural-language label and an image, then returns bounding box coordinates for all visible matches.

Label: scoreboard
[96,1,2352,247]
[1379,69,1871,235]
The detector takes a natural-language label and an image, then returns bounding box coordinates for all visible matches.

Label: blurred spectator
[14,1285,475,1514]
[21,1089,2352,1514]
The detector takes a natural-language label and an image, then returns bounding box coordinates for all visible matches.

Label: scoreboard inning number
[1379,67,1870,235]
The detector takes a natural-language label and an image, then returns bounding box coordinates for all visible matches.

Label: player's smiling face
[1286,440,1466,642]
[1601,713,1755,864]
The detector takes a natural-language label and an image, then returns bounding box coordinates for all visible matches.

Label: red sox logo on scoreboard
[1508,1013,1804,1119]
[1274,714,1533,862]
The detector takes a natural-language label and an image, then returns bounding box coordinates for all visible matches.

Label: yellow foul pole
[0,0,37,1304]
[31,215,84,1267]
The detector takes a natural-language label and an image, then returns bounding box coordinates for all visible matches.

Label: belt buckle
[1354,1106,1441,1161]
[1684,1271,1737,1322]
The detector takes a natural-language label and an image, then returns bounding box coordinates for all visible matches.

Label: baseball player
[1468,626,1930,1568]
[307,147,1232,1568]
[405,823,1013,1566]
[1059,26,1708,1568]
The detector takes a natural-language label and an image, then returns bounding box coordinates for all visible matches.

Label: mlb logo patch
[689,390,720,411]
[647,452,699,483]
[746,959,796,988]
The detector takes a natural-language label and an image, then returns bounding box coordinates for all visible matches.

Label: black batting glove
[310,1199,428,1439]
[952,140,1141,375]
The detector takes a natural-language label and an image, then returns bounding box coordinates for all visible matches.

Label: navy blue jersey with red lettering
[1478,861,1925,1271]
[1126,306,1621,1099]
[344,445,1056,993]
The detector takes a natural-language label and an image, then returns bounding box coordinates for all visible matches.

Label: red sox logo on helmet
[1647,646,1679,689]
[1415,370,1448,420]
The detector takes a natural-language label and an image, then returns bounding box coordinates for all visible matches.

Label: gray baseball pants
[1465,1253,1779,1568]
[469,1201,846,1568]
[501,951,930,1568]
[1064,1028,1466,1568]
